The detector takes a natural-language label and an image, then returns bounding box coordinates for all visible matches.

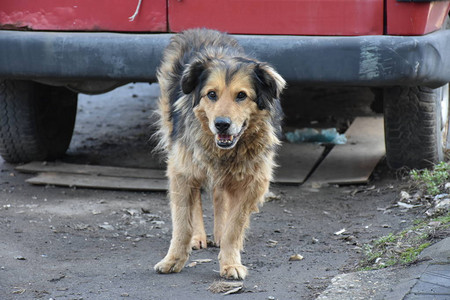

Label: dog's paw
[154,256,187,274]
[220,264,248,280]
[191,234,207,250]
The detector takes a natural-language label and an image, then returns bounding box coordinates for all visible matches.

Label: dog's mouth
[215,121,247,149]
[216,133,239,149]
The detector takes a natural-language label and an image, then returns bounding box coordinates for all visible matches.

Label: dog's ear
[181,60,206,95]
[253,63,286,110]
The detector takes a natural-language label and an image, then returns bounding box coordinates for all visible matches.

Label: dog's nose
[214,117,231,133]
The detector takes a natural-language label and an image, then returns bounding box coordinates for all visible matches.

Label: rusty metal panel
[0,0,167,32]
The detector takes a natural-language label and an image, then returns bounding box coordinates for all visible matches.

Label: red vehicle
[1,0,449,169]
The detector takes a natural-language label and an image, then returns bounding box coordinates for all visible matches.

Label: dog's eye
[207,91,217,101]
[236,92,247,101]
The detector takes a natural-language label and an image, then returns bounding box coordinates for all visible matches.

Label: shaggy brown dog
[154,29,285,280]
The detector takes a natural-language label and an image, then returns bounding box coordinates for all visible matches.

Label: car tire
[0,80,78,163]
[384,85,449,169]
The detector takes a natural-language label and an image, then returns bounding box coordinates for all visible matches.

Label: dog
[154,29,285,280]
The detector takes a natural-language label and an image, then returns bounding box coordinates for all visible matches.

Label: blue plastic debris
[285,128,347,144]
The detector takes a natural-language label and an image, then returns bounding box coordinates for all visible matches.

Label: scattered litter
[311,182,326,189]
[267,240,278,247]
[151,220,165,225]
[400,191,411,202]
[12,288,26,295]
[92,210,101,215]
[435,198,450,209]
[265,191,281,202]
[289,254,304,261]
[98,223,114,231]
[73,223,90,230]
[428,221,442,227]
[49,274,66,283]
[187,262,198,268]
[223,286,243,295]
[193,258,212,264]
[208,281,244,295]
[381,224,391,228]
[125,209,140,216]
[14,256,26,260]
[397,202,415,209]
[425,197,450,217]
[311,237,319,244]
[285,128,347,144]
[334,228,346,236]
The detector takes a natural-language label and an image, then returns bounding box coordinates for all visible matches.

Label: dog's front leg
[191,191,207,250]
[213,187,228,247]
[218,181,268,280]
[154,174,199,274]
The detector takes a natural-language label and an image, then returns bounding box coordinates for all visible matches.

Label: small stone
[400,191,411,201]
[98,223,114,231]
[267,240,278,247]
[334,228,346,235]
[289,254,304,261]
[265,191,281,201]
[428,221,441,227]
[151,220,165,225]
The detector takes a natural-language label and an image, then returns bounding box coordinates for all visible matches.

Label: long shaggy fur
[154,29,286,280]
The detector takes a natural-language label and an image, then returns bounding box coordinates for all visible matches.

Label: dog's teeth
[216,135,235,145]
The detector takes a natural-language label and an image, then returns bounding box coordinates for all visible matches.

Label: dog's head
[181,57,286,149]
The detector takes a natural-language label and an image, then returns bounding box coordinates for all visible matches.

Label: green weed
[410,162,450,195]
[399,243,431,264]
[359,212,449,271]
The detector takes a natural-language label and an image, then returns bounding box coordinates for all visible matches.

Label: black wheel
[0,80,78,163]
[384,85,449,169]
